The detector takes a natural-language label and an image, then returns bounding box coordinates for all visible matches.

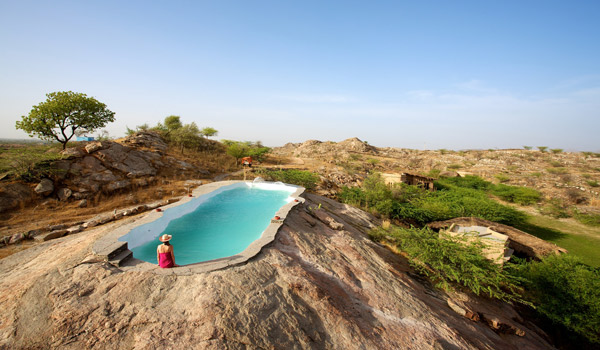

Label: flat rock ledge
[0,193,555,349]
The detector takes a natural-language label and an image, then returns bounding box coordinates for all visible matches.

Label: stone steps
[93,240,133,267]
[109,249,133,267]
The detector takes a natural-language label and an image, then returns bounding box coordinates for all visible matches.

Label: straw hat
[159,234,172,242]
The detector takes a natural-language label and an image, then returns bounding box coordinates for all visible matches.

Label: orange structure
[241,156,252,167]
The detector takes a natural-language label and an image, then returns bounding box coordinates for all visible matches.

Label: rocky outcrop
[0,183,34,213]
[0,193,555,349]
[0,132,207,211]
[274,137,378,160]
[428,217,568,259]
[34,178,54,196]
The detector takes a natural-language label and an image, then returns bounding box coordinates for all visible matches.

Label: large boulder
[57,188,73,201]
[120,131,168,152]
[34,178,54,196]
[0,183,34,213]
[0,194,555,349]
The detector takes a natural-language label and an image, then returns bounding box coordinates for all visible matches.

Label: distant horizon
[1,1,599,151]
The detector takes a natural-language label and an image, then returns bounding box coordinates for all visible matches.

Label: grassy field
[0,142,62,176]
[516,214,600,267]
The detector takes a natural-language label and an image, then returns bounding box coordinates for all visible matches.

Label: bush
[339,174,526,226]
[494,173,510,183]
[259,169,320,190]
[538,199,570,218]
[550,148,563,154]
[547,167,568,175]
[492,184,542,205]
[370,226,526,304]
[435,175,493,191]
[512,255,600,343]
[587,180,599,188]
[573,211,600,227]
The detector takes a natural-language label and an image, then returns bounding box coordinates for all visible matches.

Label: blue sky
[1,1,599,150]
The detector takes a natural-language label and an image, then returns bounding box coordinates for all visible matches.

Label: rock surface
[0,132,210,213]
[0,183,33,213]
[34,178,54,196]
[0,193,554,349]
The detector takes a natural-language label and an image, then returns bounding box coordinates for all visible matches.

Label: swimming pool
[118,181,301,265]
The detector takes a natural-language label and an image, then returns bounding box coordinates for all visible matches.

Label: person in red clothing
[157,234,178,268]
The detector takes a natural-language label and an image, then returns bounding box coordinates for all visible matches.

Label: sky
[1,0,599,151]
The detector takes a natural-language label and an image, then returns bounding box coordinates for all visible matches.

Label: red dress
[158,252,175,268]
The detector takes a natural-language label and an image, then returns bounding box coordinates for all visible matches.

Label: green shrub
[348,154,362,161]
[260,169,320,189]
[512,255,600,343]
[547,167,568,175]
[370,226,527,304]
[587,180,599,187]
[548,160,563,167]
[435,175,493,191]
[538,199,570,218]
[426,169,441,178]
[339,174,526,226]
[494,173,510,183]
[523,146,532,150]
[492,184,542,205]
[447,163,462,170]
[550,148,563,154]
[573,211,600,227]
[538,146,548,152]
[366,158,379,165]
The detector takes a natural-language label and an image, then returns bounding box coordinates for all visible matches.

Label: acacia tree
[16,91,115,149]
[201,127,218,138]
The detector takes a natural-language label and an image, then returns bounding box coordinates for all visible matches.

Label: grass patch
[257,169,320,189]
[0,142,64,180]
[547,167,568,175]
[516,215,600,267]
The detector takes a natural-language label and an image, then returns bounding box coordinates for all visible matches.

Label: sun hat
[159,234,172,242]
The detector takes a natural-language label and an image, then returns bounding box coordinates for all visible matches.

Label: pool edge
[92,180,305,274]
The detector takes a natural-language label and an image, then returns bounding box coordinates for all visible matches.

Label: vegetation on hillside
[370,225,527,304]
[338,173,527,226]
[512,255,600,343]
[0,143,64,181]
[371,224,600,344]
[222,140,271,164]
[257,169,320,190]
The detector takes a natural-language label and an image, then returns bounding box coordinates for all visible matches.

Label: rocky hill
[273,138,600,211]
[0,132,225,242]
[0,193,555,349]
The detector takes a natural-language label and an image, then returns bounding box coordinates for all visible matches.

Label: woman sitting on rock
[157,234,178,268]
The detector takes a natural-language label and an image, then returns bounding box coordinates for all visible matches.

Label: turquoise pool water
[122,185,293,265]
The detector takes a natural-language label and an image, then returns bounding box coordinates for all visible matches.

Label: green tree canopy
[172,122,201,154]
[16,91,115,149]
[201,127,218,138]
[164,115,182,133]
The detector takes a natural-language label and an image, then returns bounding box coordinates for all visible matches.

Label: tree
[16,91,115,149]
[226,142,250,164]
[537,146,548,153]
[172,122,201,154]
[164,115,182,133]
[201,127,218,138]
